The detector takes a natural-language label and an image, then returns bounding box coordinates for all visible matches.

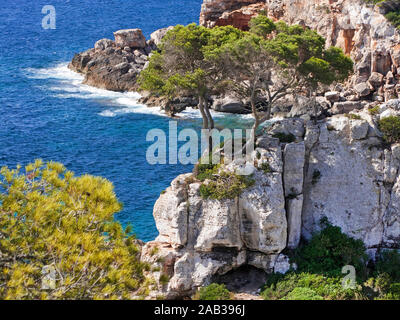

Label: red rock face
[200,0,263,28]
[214,3,267,30]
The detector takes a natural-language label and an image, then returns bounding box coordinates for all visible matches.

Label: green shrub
[345,114,362,120]
[260,162,272,174]
[363,1,400,29]
[196,283,232,300]
[282,287,324,300]
[199,171,255,200]
[368,105,380,116]
[379,116,400,144]
[375,250,400,282]
[194,155,219,181]
[272,132,296,143]
[159,274,170,286]
[292,219,367,277]
[261,272,361,300]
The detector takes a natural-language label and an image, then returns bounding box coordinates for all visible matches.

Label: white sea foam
[23,62,255,121]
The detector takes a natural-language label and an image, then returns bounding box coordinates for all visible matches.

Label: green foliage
[345,114,362,120]
[282,287,324,300]
[292,219,367,277]
[194,154,219,181]
[265,22,353,89]
[378,116,400,144]
[199,171,255,200]
[260,162,272,174]
[363,0,400,29]
[385,10,400,29]
[261,272,361,300]
[0,160,145,300]
[196,283,232,300]
[249,14,276,38]
[138,23,244,99]
[159,274,170,286]
[368,105,380,116]
[375,250,400,282]
[272,132,296,143]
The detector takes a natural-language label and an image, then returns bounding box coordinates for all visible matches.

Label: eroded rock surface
[142,101,400,298]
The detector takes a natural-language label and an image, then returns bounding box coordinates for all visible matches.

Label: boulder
[114,29,146,48]
[150,26,174,47]
[211,96,249,114]
[94,38,114,51]
[331,101,362,114]
[355,82,371,97]
[368,72,384,88]
[350,120,369,140]
[325,91,340,103]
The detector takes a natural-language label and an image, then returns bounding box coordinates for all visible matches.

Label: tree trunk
[198,95,213,157]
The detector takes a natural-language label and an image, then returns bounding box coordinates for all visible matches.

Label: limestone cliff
[200,0,400,101]
[141,99,400,299]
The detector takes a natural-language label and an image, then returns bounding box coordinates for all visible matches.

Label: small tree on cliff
[138,23,243,132]
[217,17,353,140]
[0,160,145,299]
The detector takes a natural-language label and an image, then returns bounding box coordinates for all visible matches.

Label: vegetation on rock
[364,1,400,29]
[195,283,232,300]
[379,116,400,144]
[262,219,400,300]
[139,16,353,145]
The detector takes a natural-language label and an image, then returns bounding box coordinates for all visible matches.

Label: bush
[196,283,232,300]
[199,171,255,200]
[260,162,272,174]
[368,105,380,116]
[379,116,400,144]
[345,114,362,120]
[375,250,400,282]
[292,219,367,277]
[261,272,361,300]
[282,287,324,300]
[0,160,145,300]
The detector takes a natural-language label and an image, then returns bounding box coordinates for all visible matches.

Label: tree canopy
[0,160,144,300]
[138,15,353,154]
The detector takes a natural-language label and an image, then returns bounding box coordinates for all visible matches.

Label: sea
[0,0,254,241]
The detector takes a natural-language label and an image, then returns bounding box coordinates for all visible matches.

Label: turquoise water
[0,0,254,241]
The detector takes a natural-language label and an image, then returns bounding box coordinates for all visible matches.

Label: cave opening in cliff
[211,265,268,295]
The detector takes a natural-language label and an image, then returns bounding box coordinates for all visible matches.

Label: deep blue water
[0,0,252,241]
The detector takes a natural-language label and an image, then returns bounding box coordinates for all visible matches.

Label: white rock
[283,142,305,196]
[350,120,369,140]
[287,195,304,249]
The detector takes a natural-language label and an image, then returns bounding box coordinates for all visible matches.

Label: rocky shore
[69,0,400,119]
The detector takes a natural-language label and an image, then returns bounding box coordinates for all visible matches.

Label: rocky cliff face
[141,100,400,298]
[200,0,400,101]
